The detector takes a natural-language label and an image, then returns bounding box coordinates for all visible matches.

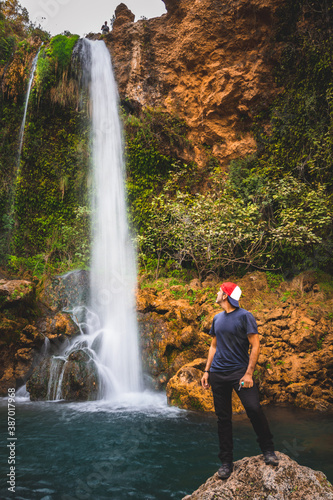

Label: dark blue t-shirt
[209,308,258,372]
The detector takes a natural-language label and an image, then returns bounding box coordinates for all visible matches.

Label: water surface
[0,394,332,499]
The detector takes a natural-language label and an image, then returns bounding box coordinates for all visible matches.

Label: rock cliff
[2,269,333,410]
[104,0,283,166]
[0,275,80,395]
[182,452,333,499]
[137,271,333,412]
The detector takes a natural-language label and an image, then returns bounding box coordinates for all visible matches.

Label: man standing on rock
[201,282,279,479]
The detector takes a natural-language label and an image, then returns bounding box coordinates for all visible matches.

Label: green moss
[10,98,91,270]
[35,34,79,95]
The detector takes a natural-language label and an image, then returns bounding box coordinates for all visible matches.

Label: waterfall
[17,44,43,167]
[37,39,142,401]
[86,39,142,397]
[5,44,43,239]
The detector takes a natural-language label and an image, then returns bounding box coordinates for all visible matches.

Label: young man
[201,282,278,479]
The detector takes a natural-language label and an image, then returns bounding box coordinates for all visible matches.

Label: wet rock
[27,350,99,401]
[61,351,99,401]
[35,311,80,351]
[182,452,333,499]
[39,270,89,312]
[0,288,44,396]
[26,358,52,400]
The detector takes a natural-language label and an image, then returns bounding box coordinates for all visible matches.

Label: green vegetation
[130,0,333,279]
[11,103,91,271]
[0,0,332,285]
[0,11,86,275]
[35,34,80,99]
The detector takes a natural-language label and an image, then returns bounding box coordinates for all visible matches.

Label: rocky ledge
[0,275,80,395]
[183,452,333,500]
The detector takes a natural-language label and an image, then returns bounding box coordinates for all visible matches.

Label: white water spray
[86,39,142,397]
[38,39,142,402]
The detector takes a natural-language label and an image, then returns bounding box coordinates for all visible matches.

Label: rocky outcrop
[0,278,43,394]
[107,0,283,166]
[138,271,333,412]
[112,3,135,30]
[26,349,99,401]
[0,276,80,396]
[138,289,212,388]
[39,269,89,312]
[0,278,35,312]
[182,452,333,499]
[1,37,42,100]
[166,358,244,413]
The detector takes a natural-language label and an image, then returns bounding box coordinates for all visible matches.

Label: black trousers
[209,370,274,463]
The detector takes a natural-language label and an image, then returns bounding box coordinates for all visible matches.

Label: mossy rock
[27,350,99,401]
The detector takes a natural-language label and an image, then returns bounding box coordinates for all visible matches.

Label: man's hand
[239,373,253,388]
[201,372,210,389]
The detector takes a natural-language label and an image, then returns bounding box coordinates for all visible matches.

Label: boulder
[39,270,89,312]
[182,452,333,500]
[27,350,99,401]
[61,350,99,401]
[167,359,244,413]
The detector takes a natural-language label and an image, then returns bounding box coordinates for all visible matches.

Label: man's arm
[201,336,217,389]
[240,333,260,388]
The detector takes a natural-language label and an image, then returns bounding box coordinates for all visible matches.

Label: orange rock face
[138,271,333,412]
[0,275,80,396]
[107,0,283,166]
[166,358,244,413]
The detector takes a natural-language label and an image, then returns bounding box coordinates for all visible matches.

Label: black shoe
[218,462,233,479]
[263,451,279,466]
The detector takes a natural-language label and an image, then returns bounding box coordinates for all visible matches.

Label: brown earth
[137,270,333,412]
[99,0,284,167]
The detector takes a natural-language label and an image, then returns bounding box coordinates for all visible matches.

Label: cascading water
[5,44,43,237]
[44,39,142,401]
[17,44,43,168]
[86,39,142,396]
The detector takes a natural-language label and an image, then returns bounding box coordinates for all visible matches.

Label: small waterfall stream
[17,44,43,168]
[45,39,142,401]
